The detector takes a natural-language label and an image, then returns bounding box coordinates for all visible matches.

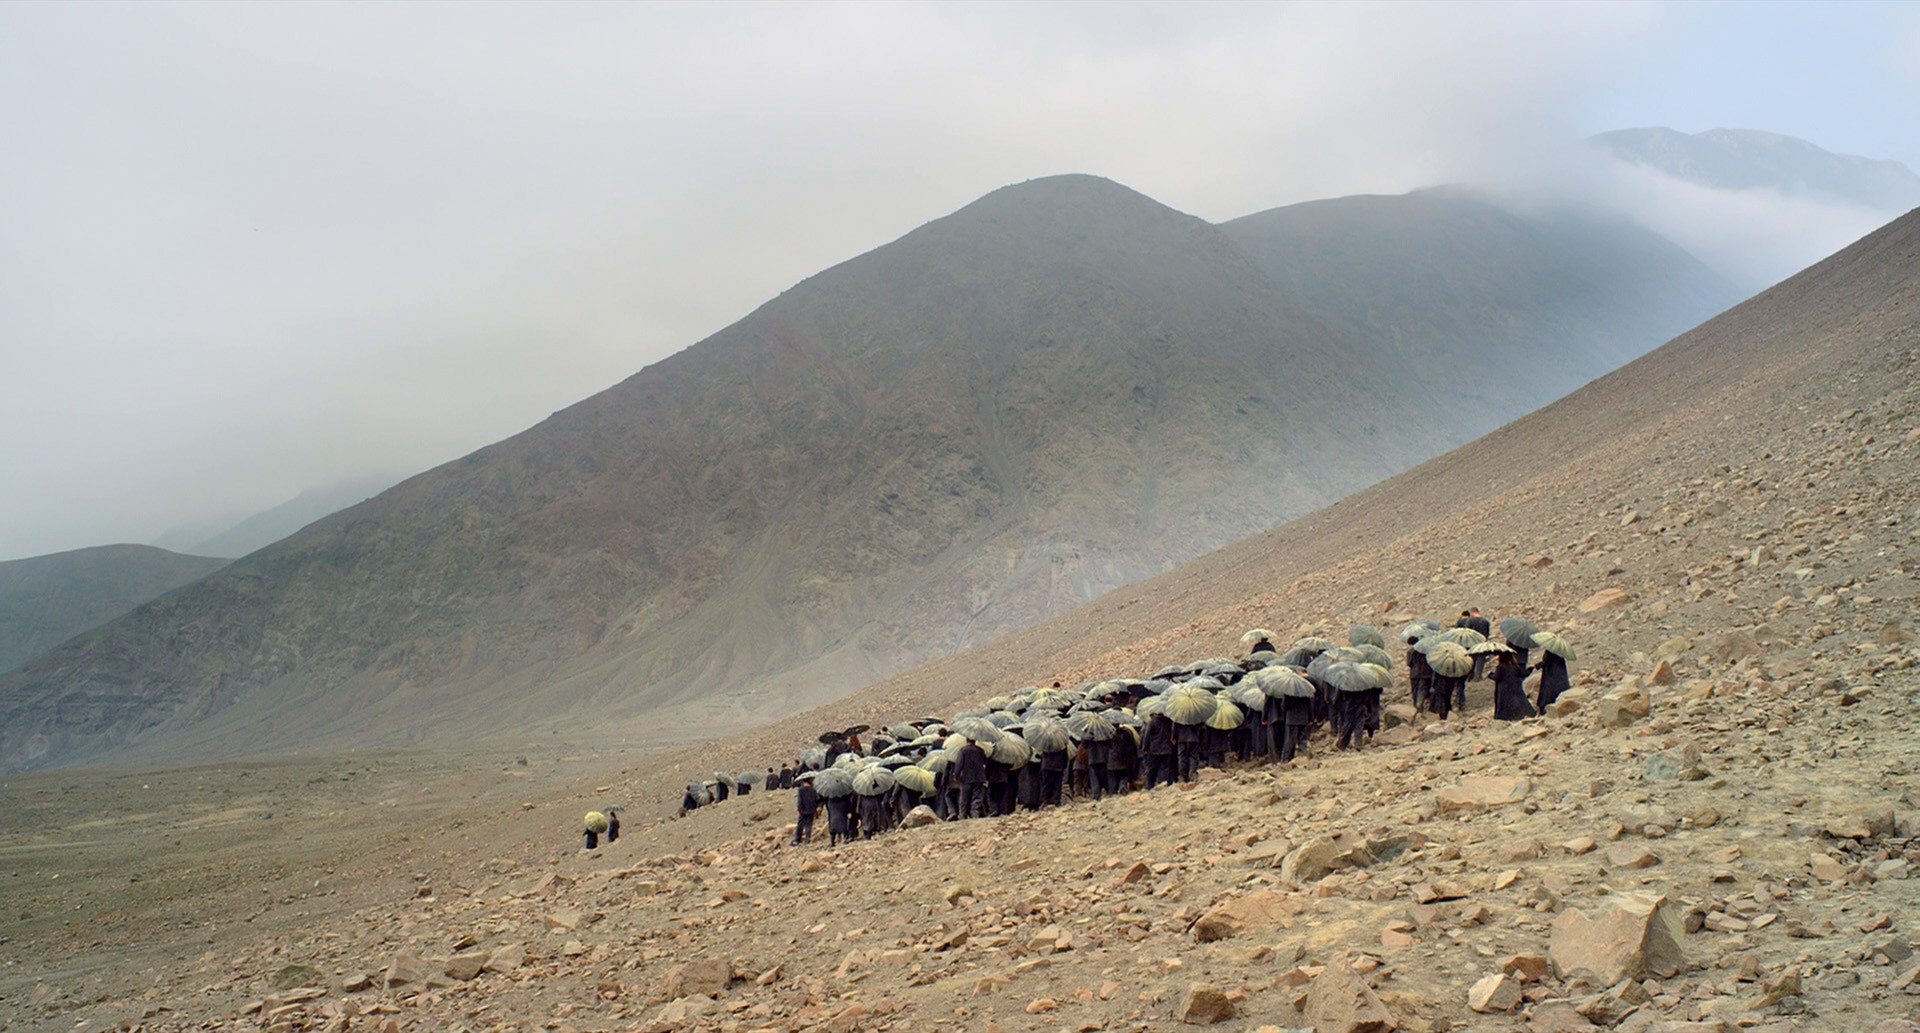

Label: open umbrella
[1153,663,1188,679]
[1207,696,1245,730]
[1030,688,1073,709]
[875,754,917,768]
[985,695,1015,711]
[987,734,1032,768]
[737,771,764,785]
[1353,643,1394,670]
[893,765,937,795]
[985,710,1021,729]
[1469,640,1513,656]
[800,747,827,770]
[817,732,844,745]
[713,771,736,788]
[842,724,870,738]
[888,723,922,741]
[852,767,896,797]
[1254,665,1315,699]
[1349,625,1388,648]
[814,767,855,798]
[1163,684,1219,725]
[1241,627,1278,647]
[1499,617,1540,650]
[1137,695,1166,718]
[1231,682,1267,710]
[1290,636,1334,654]
[1322,661,1382,693]
[1023,718,1072,753]
[1201,662,1244,680]
[1108,708,1142,728]
[954,717,1004,744]
[584,811,609,834]
[1065,710,1117,742]
[919,750,953,776]
[1435,626,1487,648]
[1532,630,1577,661]
[1426,641,1473,678]
[1401,620,1442,642]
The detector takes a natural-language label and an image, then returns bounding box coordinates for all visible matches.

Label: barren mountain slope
[0,176,1442,771]
[1,211,1915,1033]
[0,544,225,674]
[1221,189,1741,436]
[1593,127,1920,210]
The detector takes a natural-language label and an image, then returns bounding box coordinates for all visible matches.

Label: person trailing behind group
[680,785,701,816]
[794,779,821,845]
[1142,711,1176,789]
[825,790,855,845]
[1106,723,1139,793]
[1280,690,1313,762]
[1534,648,1571,711]
[954,738,990,819]
[605,808,621,843]
[1406,636,1434,712]
[857,789,889,839]
[1492,651,1537,721]
[1038,744,1069,807]
[1172,714,1205,782]
[1458,608,1492,686]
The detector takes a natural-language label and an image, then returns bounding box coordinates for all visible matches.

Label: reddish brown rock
[1176,983,1235,1024]
[660,957,733,999]
[1549,892,1687,985]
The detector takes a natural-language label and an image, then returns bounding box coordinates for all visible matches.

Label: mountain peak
[1590,126,1920,210]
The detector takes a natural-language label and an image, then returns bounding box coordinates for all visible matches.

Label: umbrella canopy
[984,695,1015,711]
[1152,663,1188,679]
[1163,684,1219,725]
[584,811,608,833]
[1137,695,1166,718]
[1247,649,1278,665]
[1030,688,1073,709]
[833,752,863,768]
[985,710,1021,729]
[1183,675,1226,692]
[816,732,843,745]
[1231,682,1267,710]
[1499,617,1540,649]
[713,771,736,787]
[800,747,827,770]
[1426,641,1473,677]
[1108,708,1142,728]
[987,734,1032,768]
[888,722,922,741]
[954,717,1005,744]
[1349,625,1388,648]
[1240,627,1278,647]
[1290,636,1334,654]
[842,724,870,737]
[852,767,896,797]
[1207,696,1245,730]
[1353,643,1394,670]
[737,771,764,785]
[875,754,917,768]
[909,733,943,748]
[893,765,937,795]
[1323,661,1382,693]
[1469,640,1513,655]
[814,767,856,798]
[1065,710,1117,742]
[1435,626,1487,648]
[1254,665,1315,699]
[1532,630,1577,661]
[919,750,953,776]
[1023,718,1072,753]
[1401,620,1442,642]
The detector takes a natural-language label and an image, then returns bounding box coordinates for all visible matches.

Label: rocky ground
[2,216,1916,1033]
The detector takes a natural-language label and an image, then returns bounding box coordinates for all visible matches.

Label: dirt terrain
[0,214,1915,1032]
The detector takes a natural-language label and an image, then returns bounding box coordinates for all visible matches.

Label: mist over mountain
[152,475,405,559]
[0,174,1744,772]
[1592,127,1920,210]
[0,545,225,675]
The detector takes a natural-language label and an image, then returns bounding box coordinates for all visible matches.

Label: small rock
[1605,844,1660,869]
[1434,775,1531,813]
[1809,854,1849,882]
[269,964,322,990]
[1468,971,1522,1013]
[482,943,525,972]
[443,953,489,981]
[1301,957,1397,1033]
[1175,983,1234,1024]
[1563,836,1598,855]
[1026,997,1059,1014]
[1579,588,1632,614]
[902,805,939,829]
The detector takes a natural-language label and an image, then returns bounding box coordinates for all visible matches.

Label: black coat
[1536,653,1571,704]
[1143,715,1175,755]
[1493,662,1535,720]
[1458,615,1491,637]
[796,783,821,816]
[954,743,989,784]
[1282,695,1314,726]
[1106,727,1138,770]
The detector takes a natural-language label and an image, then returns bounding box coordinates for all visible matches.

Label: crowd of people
[659,610,1577,847]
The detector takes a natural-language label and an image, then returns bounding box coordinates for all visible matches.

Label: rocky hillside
[1,203,1915,1033]
[0,543,225,674]
[0,175,1740,773]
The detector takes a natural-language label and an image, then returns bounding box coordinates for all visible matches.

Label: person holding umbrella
[1531,631,1577,711]
[1491,649,1537,720]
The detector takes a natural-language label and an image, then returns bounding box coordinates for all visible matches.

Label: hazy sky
[3,1,1916,561]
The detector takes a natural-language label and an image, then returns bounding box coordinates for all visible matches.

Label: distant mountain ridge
[153,475,405,559]
[0,174,1742,772]
[1591,127,1920,210]
[0,545,226,674]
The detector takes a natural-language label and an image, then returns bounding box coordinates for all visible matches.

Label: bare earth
[1,214,1916,1032]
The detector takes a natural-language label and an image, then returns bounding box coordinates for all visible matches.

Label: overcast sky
[3,1,1916,561]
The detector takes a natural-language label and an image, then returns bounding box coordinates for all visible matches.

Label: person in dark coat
[1105,725,1138,793]
[680,786,701,815]
[1261,695,1285,760]
[954,740,990,819]
[713,780,729,803]
[1429,673,1463,720]
[1534,650,1572,712]
[1172,718,1204,782]
[825,792,855,845]
[606,808,621,843]
[1492,652,1537,720]
[1458,609,1492,682]
[794,780,820,844]
[985,755,1014,816]
[1203,721,1231,769]
[1406,639,1433,712]
[1070,741,1092,799]
[857,791,888,838]
[1142,713,1176,789]
[1038,747,1069,807]
[1280,693,1313,761]
[736,779,751,797]
[1086,737,1112,799]
[1334,690,1366,750]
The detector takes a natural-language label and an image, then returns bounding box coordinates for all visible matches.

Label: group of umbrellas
[682,614,1578,819]
[681,768,766,808]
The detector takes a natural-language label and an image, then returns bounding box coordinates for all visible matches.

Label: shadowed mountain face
[0,175,1743,771]
[1221,188,1741,440]
[0,545,226,674]
[1592,127,1920,210]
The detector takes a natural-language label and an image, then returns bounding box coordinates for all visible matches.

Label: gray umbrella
[737,771,764,785]
[814,767,855,798]
[1401,620,1442,642]
[852,767,896,797]
[1499,617,1540,650]
[1023,718,1072,753]
[1254,666,1315,699]
[1066,710,1117,742]
[1349,625,1388,648]
[954,717,1005,744]
[1323,661,1382,693]
[1353,643,1394,670]
[1231,682,1267,710]
[1163,685,1219,725]
[987,734,1032,768]
[800,747,827,770]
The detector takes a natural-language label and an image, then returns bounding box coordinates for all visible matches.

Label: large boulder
[1597,686,1650,728]
[660,958,733,999]
[1191,888,1302,942]
[1302,956,1397,1033]
[1434,776,1530,814]
[1175,982,1235,1024]
[1549,892,1687,985]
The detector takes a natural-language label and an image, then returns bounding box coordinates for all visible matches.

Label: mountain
[0,175,1742,772]
[1591,126,1920,210]
[0,544,226,674]
[152,475,406,559]
[1221,188,1740,437]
